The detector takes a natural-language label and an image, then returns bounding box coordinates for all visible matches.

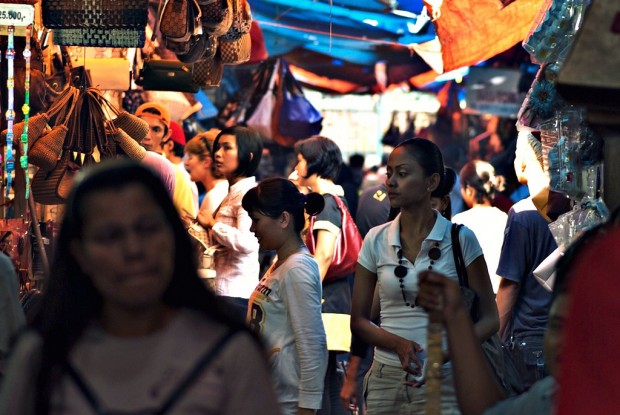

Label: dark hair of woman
[459,160,504,205]
[434,167,457,219]
[242,178,325,233]
[213,125,263,178]
[294,135,343,181]
[395,138,446,196]
[31,160,246,414]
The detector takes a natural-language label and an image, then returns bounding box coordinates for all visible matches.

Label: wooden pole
[425,309,443,415]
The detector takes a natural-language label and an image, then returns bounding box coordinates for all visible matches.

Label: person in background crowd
[294,135,354,415]
[0,160,280,414]
[0,231,20,275]
[496,131,560,390]
[185,129,229,216]
[243,178,328,415]
[453,160,508,294]
[351,138,498,415]
[135,102,197,219]
[336,153,365,220]
[0,251,26,379]
[162,121,199,213]
[194,126,263,322]
[355,183,390,239]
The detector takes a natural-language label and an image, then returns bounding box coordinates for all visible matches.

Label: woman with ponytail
[453,160,508,294]
[242,178,328,415]
[351,138,498,414]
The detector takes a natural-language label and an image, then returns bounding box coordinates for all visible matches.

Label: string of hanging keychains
[5,25,15,203]
[21,24,31,199]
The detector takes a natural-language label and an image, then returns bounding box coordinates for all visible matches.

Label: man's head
[135,103,171,152]
[161,121,186,160]
[514,130,544,185]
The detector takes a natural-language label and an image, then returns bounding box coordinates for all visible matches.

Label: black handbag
[451,224,525,397]
[136,59,199,93]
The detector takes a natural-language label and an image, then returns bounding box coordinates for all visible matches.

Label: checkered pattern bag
[200,0,233,37]
[43,0,148,29]
[220,0,252,42]
[193,56,224,88]
[53,28,146,48]
[219,32,251,65]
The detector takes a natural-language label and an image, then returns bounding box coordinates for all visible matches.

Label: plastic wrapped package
[523,0,589,65]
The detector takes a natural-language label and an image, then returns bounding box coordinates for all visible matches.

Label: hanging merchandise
[193,54,224,88]
[381,112,402,147]
[136,59,199,93]
[522,0,588,66]
[0,27,48,132]
[30,86,146,204]
[5,25,16,198]
[218,0,251,65]
[246,60,278,139]
[43,0,148,47]
[273,59,323,146]
[20,24,31,199]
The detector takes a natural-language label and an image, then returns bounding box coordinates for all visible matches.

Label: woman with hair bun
[243,178,328,415]
[351,138,498,415]
[453,160,508,294]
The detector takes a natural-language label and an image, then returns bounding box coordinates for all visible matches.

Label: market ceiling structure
[250,0,546,93]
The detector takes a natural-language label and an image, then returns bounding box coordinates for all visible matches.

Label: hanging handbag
[276,59,323,141]
[43,0,148,29]
[220,0,252,42]
[136,59,199,93]
[193,55,224,88]
[381,112,401,147]
[219,32,251,65]
[28,87,79,170]
[200,0,233,37]
[451,223,525,397]
[305,194,362,283]
[246,60,278,139]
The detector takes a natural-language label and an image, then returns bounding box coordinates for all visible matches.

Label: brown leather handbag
[305,194,362,283]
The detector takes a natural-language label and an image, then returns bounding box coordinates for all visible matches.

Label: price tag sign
[0,4,34,27]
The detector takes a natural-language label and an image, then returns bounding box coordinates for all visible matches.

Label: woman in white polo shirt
[351,138,498,415]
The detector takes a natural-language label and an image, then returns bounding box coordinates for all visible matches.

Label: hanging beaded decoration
[394,242,442,308]
[21,25,31,199]
[4,25,15,199]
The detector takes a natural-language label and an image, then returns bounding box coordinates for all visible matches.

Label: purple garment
[141,151,176,198]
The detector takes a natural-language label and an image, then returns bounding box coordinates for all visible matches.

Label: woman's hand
[393,336,424,375]
[196,208,216,229]
[417,270,465,323]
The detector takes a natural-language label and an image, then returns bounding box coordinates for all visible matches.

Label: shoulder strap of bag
[451,223,469,288]
[66,329,238,415]
[65,363,107,415]
[155,329,237,415]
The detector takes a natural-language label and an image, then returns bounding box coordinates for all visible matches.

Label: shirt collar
[387,210,450,248]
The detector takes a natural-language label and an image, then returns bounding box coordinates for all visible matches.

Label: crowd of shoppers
[0,118,604,415]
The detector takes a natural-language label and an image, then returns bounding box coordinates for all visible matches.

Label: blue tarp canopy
[251,0,437,91]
